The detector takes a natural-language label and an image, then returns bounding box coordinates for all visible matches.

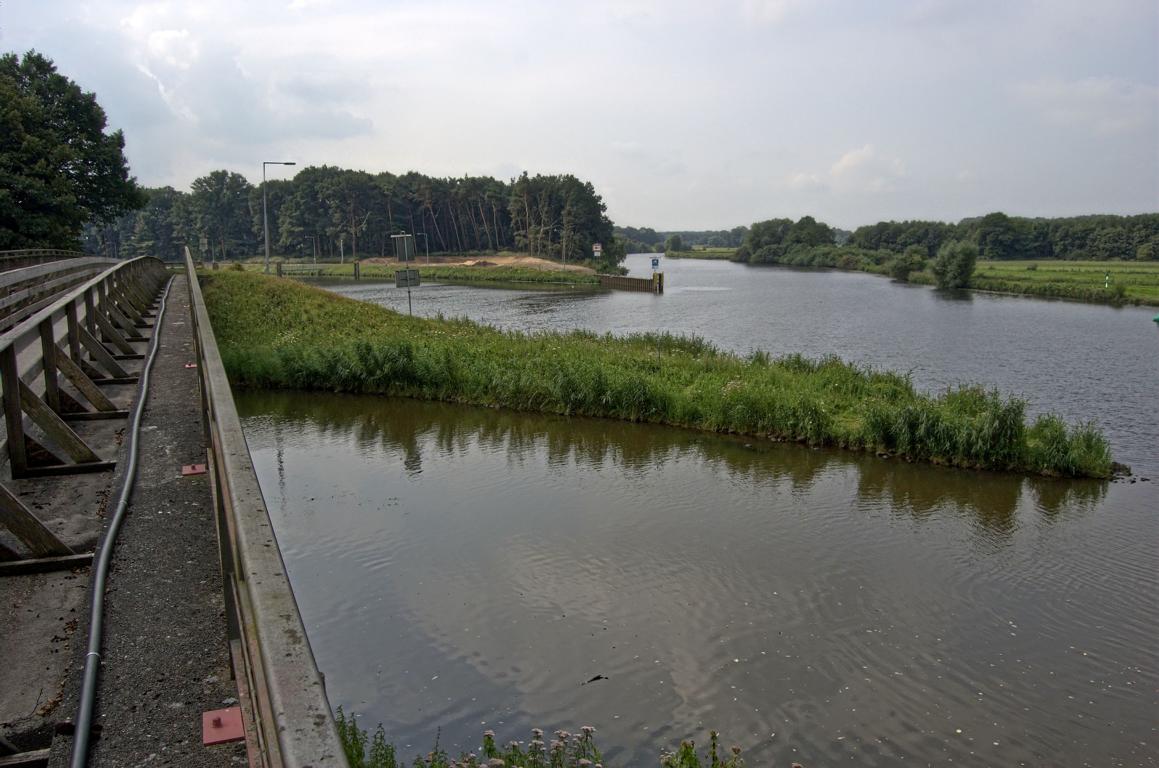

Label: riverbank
[244,252,604,286]
[201,270,1112,477]
[720,246,1159,306]
[665,248,737,260]
[272,262,599,285]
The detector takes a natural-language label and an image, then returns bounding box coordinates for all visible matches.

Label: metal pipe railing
[183,248,348,768]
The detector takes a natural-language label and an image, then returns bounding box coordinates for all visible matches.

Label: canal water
[237,256,1158,766]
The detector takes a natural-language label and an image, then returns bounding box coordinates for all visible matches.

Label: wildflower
[531,728,544,739]
[732,746,742,755]
[581,726,595,736]
[484,731,496,738]
[550,740,564,751]
[579,760,592,767]
[488,759,505,768]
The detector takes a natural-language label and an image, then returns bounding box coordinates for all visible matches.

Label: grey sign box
[396,268,421,288]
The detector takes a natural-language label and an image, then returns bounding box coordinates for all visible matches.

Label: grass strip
[202,270,1114,478]
[248,262,600,285]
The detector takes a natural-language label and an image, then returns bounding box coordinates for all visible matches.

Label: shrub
[931,240,978,290]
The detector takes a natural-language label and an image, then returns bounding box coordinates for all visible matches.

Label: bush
[931,240,978,290]
[889,246,927,282]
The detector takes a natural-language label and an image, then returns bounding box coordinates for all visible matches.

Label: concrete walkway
[43,275,245,766]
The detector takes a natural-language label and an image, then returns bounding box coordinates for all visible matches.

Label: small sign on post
[592,242,603,260]
[651,256,660,271]
[396,268,421,288]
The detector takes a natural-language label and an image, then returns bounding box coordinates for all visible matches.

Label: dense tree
[0,50,143,249]
[190,171,254,261]
[889,245,927,282]
[664,234,684,252]
[931,240,977,290]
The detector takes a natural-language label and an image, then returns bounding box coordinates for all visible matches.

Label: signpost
[651,256,660,271]
[593,242,602,261]
[391,233,419,315]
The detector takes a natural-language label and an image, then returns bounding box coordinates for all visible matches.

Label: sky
[2,0,1157,230]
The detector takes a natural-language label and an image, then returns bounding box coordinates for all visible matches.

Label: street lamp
[262,160,296,274]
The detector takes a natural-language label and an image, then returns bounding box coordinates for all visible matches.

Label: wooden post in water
[276,262,283,278]
[653,272,664,293]
[354,261,361,280]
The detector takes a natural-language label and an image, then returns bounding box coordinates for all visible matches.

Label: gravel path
[50,275,246,767]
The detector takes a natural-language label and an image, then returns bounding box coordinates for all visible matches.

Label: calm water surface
[319,254,1159,475]
[240,258,1158,766]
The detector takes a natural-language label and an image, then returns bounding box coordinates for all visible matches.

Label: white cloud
[787,172,825,190]
[739,0,800,24]
[830,144,875,177]
[1014,76,1159,136]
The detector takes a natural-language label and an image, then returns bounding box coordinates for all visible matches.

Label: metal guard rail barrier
[184,249,348,768]
[0,256,169,481]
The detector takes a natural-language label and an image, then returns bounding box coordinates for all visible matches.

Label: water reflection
[243,390,1103,533]
[238,390,1157,768]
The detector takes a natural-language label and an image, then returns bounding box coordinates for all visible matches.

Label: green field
[969,260,1159,305]
[201,270,1113,477]
[236,261,600,286]
[665,247,737,260]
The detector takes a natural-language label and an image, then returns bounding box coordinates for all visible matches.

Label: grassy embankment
[731,246,1159,305]
[203,270,1113,477]
[665,247,737,260]
[968,260,1159,305]
[270,262,599,285]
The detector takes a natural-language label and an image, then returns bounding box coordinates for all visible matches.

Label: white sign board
[651,257,660,270]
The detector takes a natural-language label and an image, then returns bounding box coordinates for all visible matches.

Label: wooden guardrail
[184,249,349,768]
[0,249,88,272]
[0,256,168,558]
[0,257,119,331]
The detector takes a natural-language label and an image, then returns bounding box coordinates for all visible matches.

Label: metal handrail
[183,248,348,768]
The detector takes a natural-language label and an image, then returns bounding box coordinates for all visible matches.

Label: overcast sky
[3,0,1156,230]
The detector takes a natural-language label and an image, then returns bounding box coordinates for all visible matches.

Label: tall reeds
[202,271,1113,478]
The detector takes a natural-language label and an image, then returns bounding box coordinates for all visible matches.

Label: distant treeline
[622,212,1159,262]
[83,168,622,267]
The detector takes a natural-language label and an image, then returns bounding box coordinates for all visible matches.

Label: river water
[237,256,1158,766]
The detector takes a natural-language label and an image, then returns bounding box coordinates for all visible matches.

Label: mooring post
[354,261,361,280]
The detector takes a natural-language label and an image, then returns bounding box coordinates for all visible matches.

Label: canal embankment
[200,270,1114,477]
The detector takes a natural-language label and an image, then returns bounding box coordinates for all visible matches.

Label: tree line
[681,211,1159,263]
[82,167,623,267]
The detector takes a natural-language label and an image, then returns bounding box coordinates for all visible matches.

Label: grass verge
[202,270,1114,477]
[245,262,600,286]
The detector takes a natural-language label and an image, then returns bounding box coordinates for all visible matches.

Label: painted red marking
[202,707,244,745]
[181,464,207,476]
[184,362,198,369]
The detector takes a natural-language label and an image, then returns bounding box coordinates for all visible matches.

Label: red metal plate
[184,362,198,369]
[202,706,245,745]
[181,464,207,476]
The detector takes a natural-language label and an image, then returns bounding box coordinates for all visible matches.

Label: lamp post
[263,160,296,274]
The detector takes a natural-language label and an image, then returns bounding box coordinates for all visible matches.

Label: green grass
[970,259,1159,305]
[666,247,737,260]
[236,261,599,285]
[202,270,1114,478]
